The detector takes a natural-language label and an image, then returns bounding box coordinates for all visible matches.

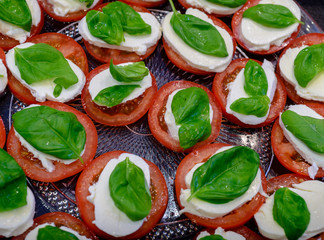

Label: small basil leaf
[244,60,268,96]
[53,84,63,98]
[205,0,246,8]
[200,235,226,240]
[13,106,86,161]
[110,61,149,82]
[189,146,259,203]
[294,43,324,88]
[109,157,151,221]
[281,110,324,153]
[37,225,78,240]
[0,0,32,31]
[0,74,4,78]
[273,187,310,240]
[94,84,140,107]
[78,0,94,8]
[243,4,302,28]
[230,95,270,117]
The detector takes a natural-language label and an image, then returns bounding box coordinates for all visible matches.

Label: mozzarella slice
[0,59,8,94]
[47,0,100,17]
[197,227,245,240]
[185,0,244,15]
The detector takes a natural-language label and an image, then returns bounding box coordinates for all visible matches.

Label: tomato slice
[148,80,222,153]
[231,0,301,55]
[6,101,98,182]
[75,150,168,239]
[271,102,324,178]
[174,142,267,229]
[81,63,157,126]
[163,15,236,75]
[12,212,98,240]
[83,3,159,64]
[276,33,324,105]
[7,32,88,105]
[212,58,287,128]
[38,0,103,22]
[0,116,5,148]
[119,0,167,8]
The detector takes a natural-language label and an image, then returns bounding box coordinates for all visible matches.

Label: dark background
[298,0,324,31]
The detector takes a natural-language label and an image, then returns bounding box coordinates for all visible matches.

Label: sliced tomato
[212,58,287,128]
[276,33,324,105]
[163,15,236,75]
[83,3,159,64]
[231,0,301,55]
[175,142,267,229]
[6,101,98,182]
[12,212,98,240]
[75,150,168,239]
[81,63,157,126]
[0,47,5,64]
[271,102,324,178]
[119,0,167,8]
[7,33,88,105]
[38,0,103,22]
[148,80,222,153]
[0,117,5,148]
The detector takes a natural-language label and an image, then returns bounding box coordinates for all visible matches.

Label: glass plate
[4,2,323,240]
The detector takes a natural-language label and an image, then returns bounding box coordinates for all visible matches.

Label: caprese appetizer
[120,0,167,8]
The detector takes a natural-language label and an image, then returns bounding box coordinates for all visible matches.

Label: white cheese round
[162,8,233,72]
[185,0,244,15]
[0,59,8,94]
[197,227,246,240]
[78,12,162,55]
[87,153,151,237]
[47,0,100,17]
[240,0,301,51]
[6,42,86,103]
[226,59,277,125]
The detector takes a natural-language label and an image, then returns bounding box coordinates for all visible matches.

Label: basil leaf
[189,146,259,203]
[230,95,270,117]
[78,0,94,8]
[109,157,151,221]
[205,0,246,8]
[281,110,324,153]
[294,43,324,88]
[243,4,302,28]
[110,61,149,82]
[244,60,268,96]
[37,225,78,240]
[0,0,32,31]
[13,106,86,161]
[94,84,140,107]
[200,235,226,240]
[0,74,3,78]
[273,187,310,240]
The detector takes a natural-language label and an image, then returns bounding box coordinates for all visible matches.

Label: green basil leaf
[281,110,324,153]
[230,95,270,117]
[189,146,259,203]
[200,235,226,240]
[205,0,246,8]
[243,4,302,28]
[273,187,310,240]
[294,43,324,88]
[94,84,140,107]
[13,106,86,161]
[102,1,151,35]
[0,74,4,78]
[109,157,151,221]
[110,61,149,82]
[244,60,268,96]
[78,0,94,8]
[0,0,32,31]
[37,225,78,240]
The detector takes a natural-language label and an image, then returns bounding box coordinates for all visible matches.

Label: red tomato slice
[7,33,88,105]
[75,150,168,239]
[12,212,98,240]
[163,15,236,75]
[148,80,222,152]
[231,0,301,55]
[0,116,5,148]
[175,142,267,229]
[6,101,98,182]
[119,0,167,8]
[212,58,287,128]
[276,33,324,105]
[271,102,324,178]
[81,63,157,126]
[83,3,159,64]
[38,0,103,22]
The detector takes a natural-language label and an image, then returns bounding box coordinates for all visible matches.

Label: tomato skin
[148,80,222,153]
[81,64,157,126]
[271,102,324,178]
[212,58,287,128]
[175,143,267,229]
[6,101,98,182]
[119,0,167,8]
[0,117,5,148]
[231,0,301,55]
[37,0,103,22]
[7,33,88,105]
[75,151,168,240]
[12,212,98,240]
